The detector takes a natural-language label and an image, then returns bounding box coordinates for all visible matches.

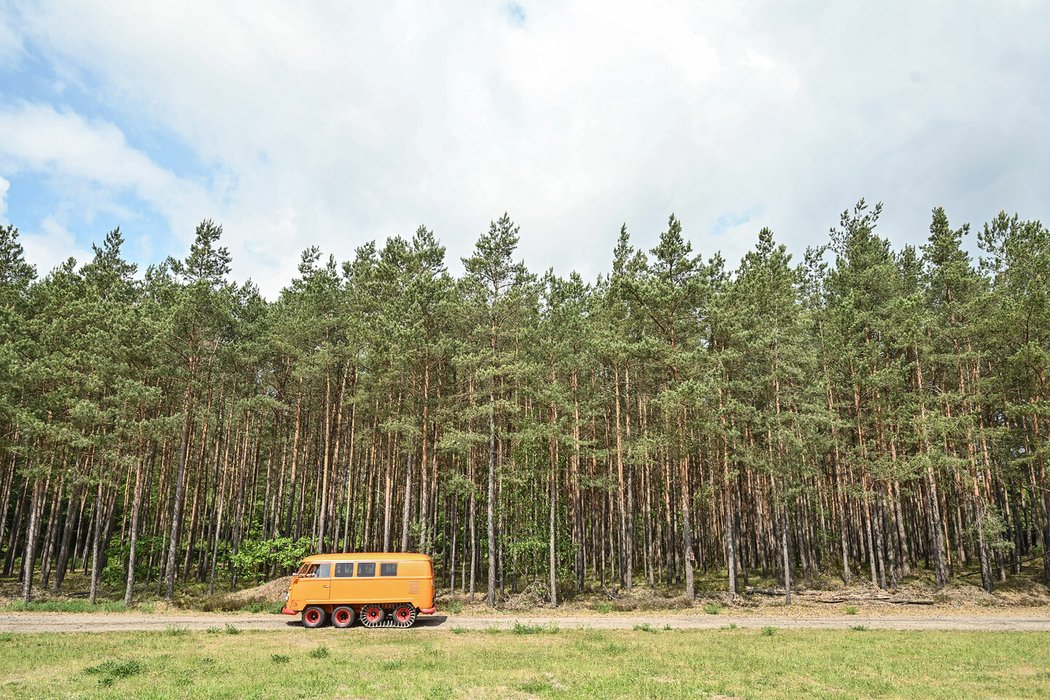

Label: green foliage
[761,626,777,636]
[229,537,313,581]
[703,602,721,615]
[271,654,290,663]
[308,645,329,658]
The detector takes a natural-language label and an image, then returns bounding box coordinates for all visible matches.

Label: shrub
[165,626,188,636]
[845,606,858,615]
[446,600,464,614]
[451,627,467,635]
[593,602,613,614]
[271,654,290,663]
[633,623,655,633]
[761,626,777,637]
[309,646,329,659]
[703,602,721,615]
[224,624,240,635]
[850,625,867,632]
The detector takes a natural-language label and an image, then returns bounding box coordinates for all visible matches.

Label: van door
[295,562,332,604]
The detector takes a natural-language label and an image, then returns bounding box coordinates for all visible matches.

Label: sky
[0,1,1048,297]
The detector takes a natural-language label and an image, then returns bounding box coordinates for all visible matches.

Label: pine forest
[1,199,1048,607]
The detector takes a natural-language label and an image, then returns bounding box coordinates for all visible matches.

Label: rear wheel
[331,605,354,628]
[392,604,417,628]
[360,604,385,628]
[302,606,326,629]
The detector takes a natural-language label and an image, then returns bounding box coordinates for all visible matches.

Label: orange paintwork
[284,552,435,615]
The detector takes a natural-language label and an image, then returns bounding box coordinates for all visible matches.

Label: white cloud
[19,215,92,276]
[0,175,8,222]
[0,103,209,229]
[3,0,1049,294]
[0,13,22,66]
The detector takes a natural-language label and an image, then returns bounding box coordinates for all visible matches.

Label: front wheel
[302,606,326,628]
[331,606,354,628]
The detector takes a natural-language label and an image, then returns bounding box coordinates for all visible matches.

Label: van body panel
[284,553,435,615]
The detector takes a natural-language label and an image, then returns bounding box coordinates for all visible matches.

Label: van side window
[357,562,376,577]
[334,562,354,578]
[380,563,398,577]
[316,563,331,578]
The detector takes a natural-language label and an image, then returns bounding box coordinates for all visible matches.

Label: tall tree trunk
[21,477,44,603]
[124,450,147,606]
[166,380,194,602]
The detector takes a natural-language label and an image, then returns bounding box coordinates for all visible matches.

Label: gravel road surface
[3,612,1050,633]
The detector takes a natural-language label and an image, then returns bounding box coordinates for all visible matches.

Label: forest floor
[3,564,1049,622]
[2,626,1049,698]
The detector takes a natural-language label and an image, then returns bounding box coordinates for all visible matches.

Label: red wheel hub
[395,606,412,622]
[305,609,320,624]
[365,607,382,622]
[334,609,350,625]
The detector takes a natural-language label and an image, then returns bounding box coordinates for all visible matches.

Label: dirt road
[3,611,1050,634]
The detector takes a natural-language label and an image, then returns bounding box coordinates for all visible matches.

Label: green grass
[0,628,1048,698]
[5,599,129,613]
[512,622,559,635]
[703,602,722,615]
[845,605,859,615]
[83,659,143,688]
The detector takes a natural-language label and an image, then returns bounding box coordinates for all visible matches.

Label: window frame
[380,562,398,577]
[357,562,376,577]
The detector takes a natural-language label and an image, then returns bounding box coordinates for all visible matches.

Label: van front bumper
[419,607,436,615]
[281,607,298,616]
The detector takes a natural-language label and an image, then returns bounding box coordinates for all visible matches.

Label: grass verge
[0,628,1047,698]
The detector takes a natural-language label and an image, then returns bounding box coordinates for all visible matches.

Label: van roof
[301,552,432,563]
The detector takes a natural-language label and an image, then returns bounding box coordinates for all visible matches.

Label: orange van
[281,552,436,628]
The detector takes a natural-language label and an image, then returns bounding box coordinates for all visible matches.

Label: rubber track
[359,603,416,629]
